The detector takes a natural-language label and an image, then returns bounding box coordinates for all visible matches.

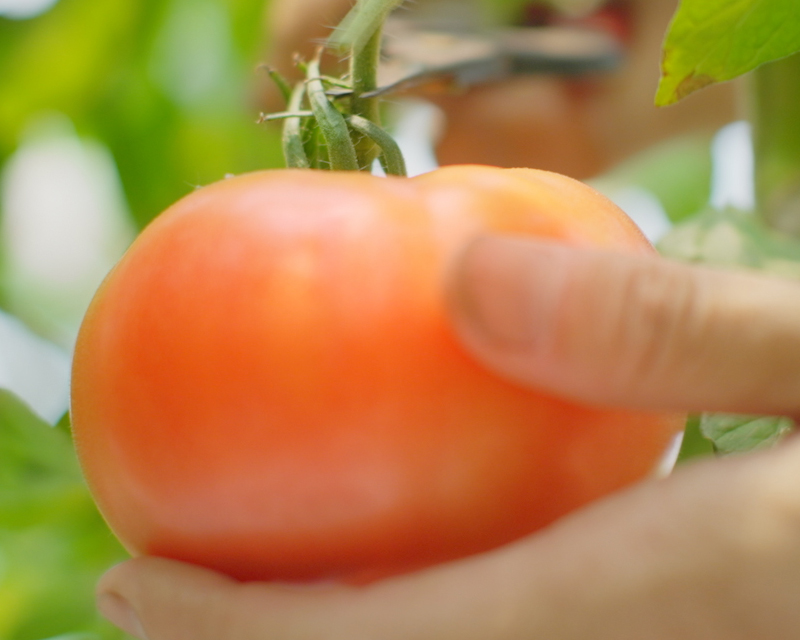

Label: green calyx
[266,0,408,176]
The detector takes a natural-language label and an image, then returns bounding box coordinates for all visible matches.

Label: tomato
[71,165,683,583]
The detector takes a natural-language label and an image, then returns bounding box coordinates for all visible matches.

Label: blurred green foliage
[0,0,284,229]
[0,1,288,637]
[700,413,795,456]
[591,133,714,224]
[675,415,714,463]
[0,392,128,640]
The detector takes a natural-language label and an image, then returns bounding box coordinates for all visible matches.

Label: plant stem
[349,27,383,169]
[307,54,359,171]
[751,53,800,235]
[282,84,311,169]
[345,115,407,176]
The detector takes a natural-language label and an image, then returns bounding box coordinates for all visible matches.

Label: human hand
[96,236,800,640]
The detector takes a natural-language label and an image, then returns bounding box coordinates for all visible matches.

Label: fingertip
[449,234,800,416]
[96,590,148,639]
[448,234,584,405]
[96,558,241,640]
[97,557,184,602]
[96,560,152,640]
[97,556,238,595]
[448,235,567,352]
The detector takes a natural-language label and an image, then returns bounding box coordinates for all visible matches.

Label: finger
[448,235,800,416]
[97,558,247,640]
[95,554,535,640]
[96,440,800,640]
[97,558,348,640]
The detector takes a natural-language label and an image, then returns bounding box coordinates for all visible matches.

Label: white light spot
[653,431,684,478]
[0,0,59,19]
[374,99,444,177]
[710,120,755,211]
[609,186,673,243]
[0,310,69,424]
[1,113,135,348]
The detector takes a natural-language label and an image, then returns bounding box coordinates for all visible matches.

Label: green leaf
[657,0,800,106]
[0,389,84,535]
[54,410,73,437]
[0,390,129,639]
[0,390,80,489]
[700,413,795,455]
[675,414,715,463]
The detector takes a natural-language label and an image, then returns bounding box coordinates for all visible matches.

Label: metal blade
[362,18,622,98]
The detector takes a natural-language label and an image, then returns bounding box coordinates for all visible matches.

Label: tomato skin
[71,165,683,582]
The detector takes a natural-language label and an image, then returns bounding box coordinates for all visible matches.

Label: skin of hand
[261,0,738,178]
[96,236,800,640]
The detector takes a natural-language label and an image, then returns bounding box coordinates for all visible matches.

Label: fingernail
[450,236,566,350]
[97,592,148,640]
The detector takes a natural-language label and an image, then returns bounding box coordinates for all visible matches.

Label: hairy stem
[307,54,359,171]
[346,114,407,176]
[349,27,384,169]
[282,84,311,169]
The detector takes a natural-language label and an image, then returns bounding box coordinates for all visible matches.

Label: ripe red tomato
[71,165,683,583]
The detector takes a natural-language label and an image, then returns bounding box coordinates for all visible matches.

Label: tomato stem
[271,0,410,174]
[349,28,384,169]
[282,83,312,169]
[306,52,360,171]
[328,0,405,53]
[260,110,314,122]
[262,66,293,106]
[346,114,407,176]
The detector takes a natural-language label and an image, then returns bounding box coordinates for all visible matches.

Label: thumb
[95,557,389,640]
[448,235,800,416]
[96,558,248,640]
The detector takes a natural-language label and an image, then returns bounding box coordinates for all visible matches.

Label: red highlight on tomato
[71,165,684,583]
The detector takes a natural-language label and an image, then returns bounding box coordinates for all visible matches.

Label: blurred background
[0,0,742,638]
[1,1,283,637]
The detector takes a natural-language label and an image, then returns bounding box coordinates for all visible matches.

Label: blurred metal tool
[363,17,623,98]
